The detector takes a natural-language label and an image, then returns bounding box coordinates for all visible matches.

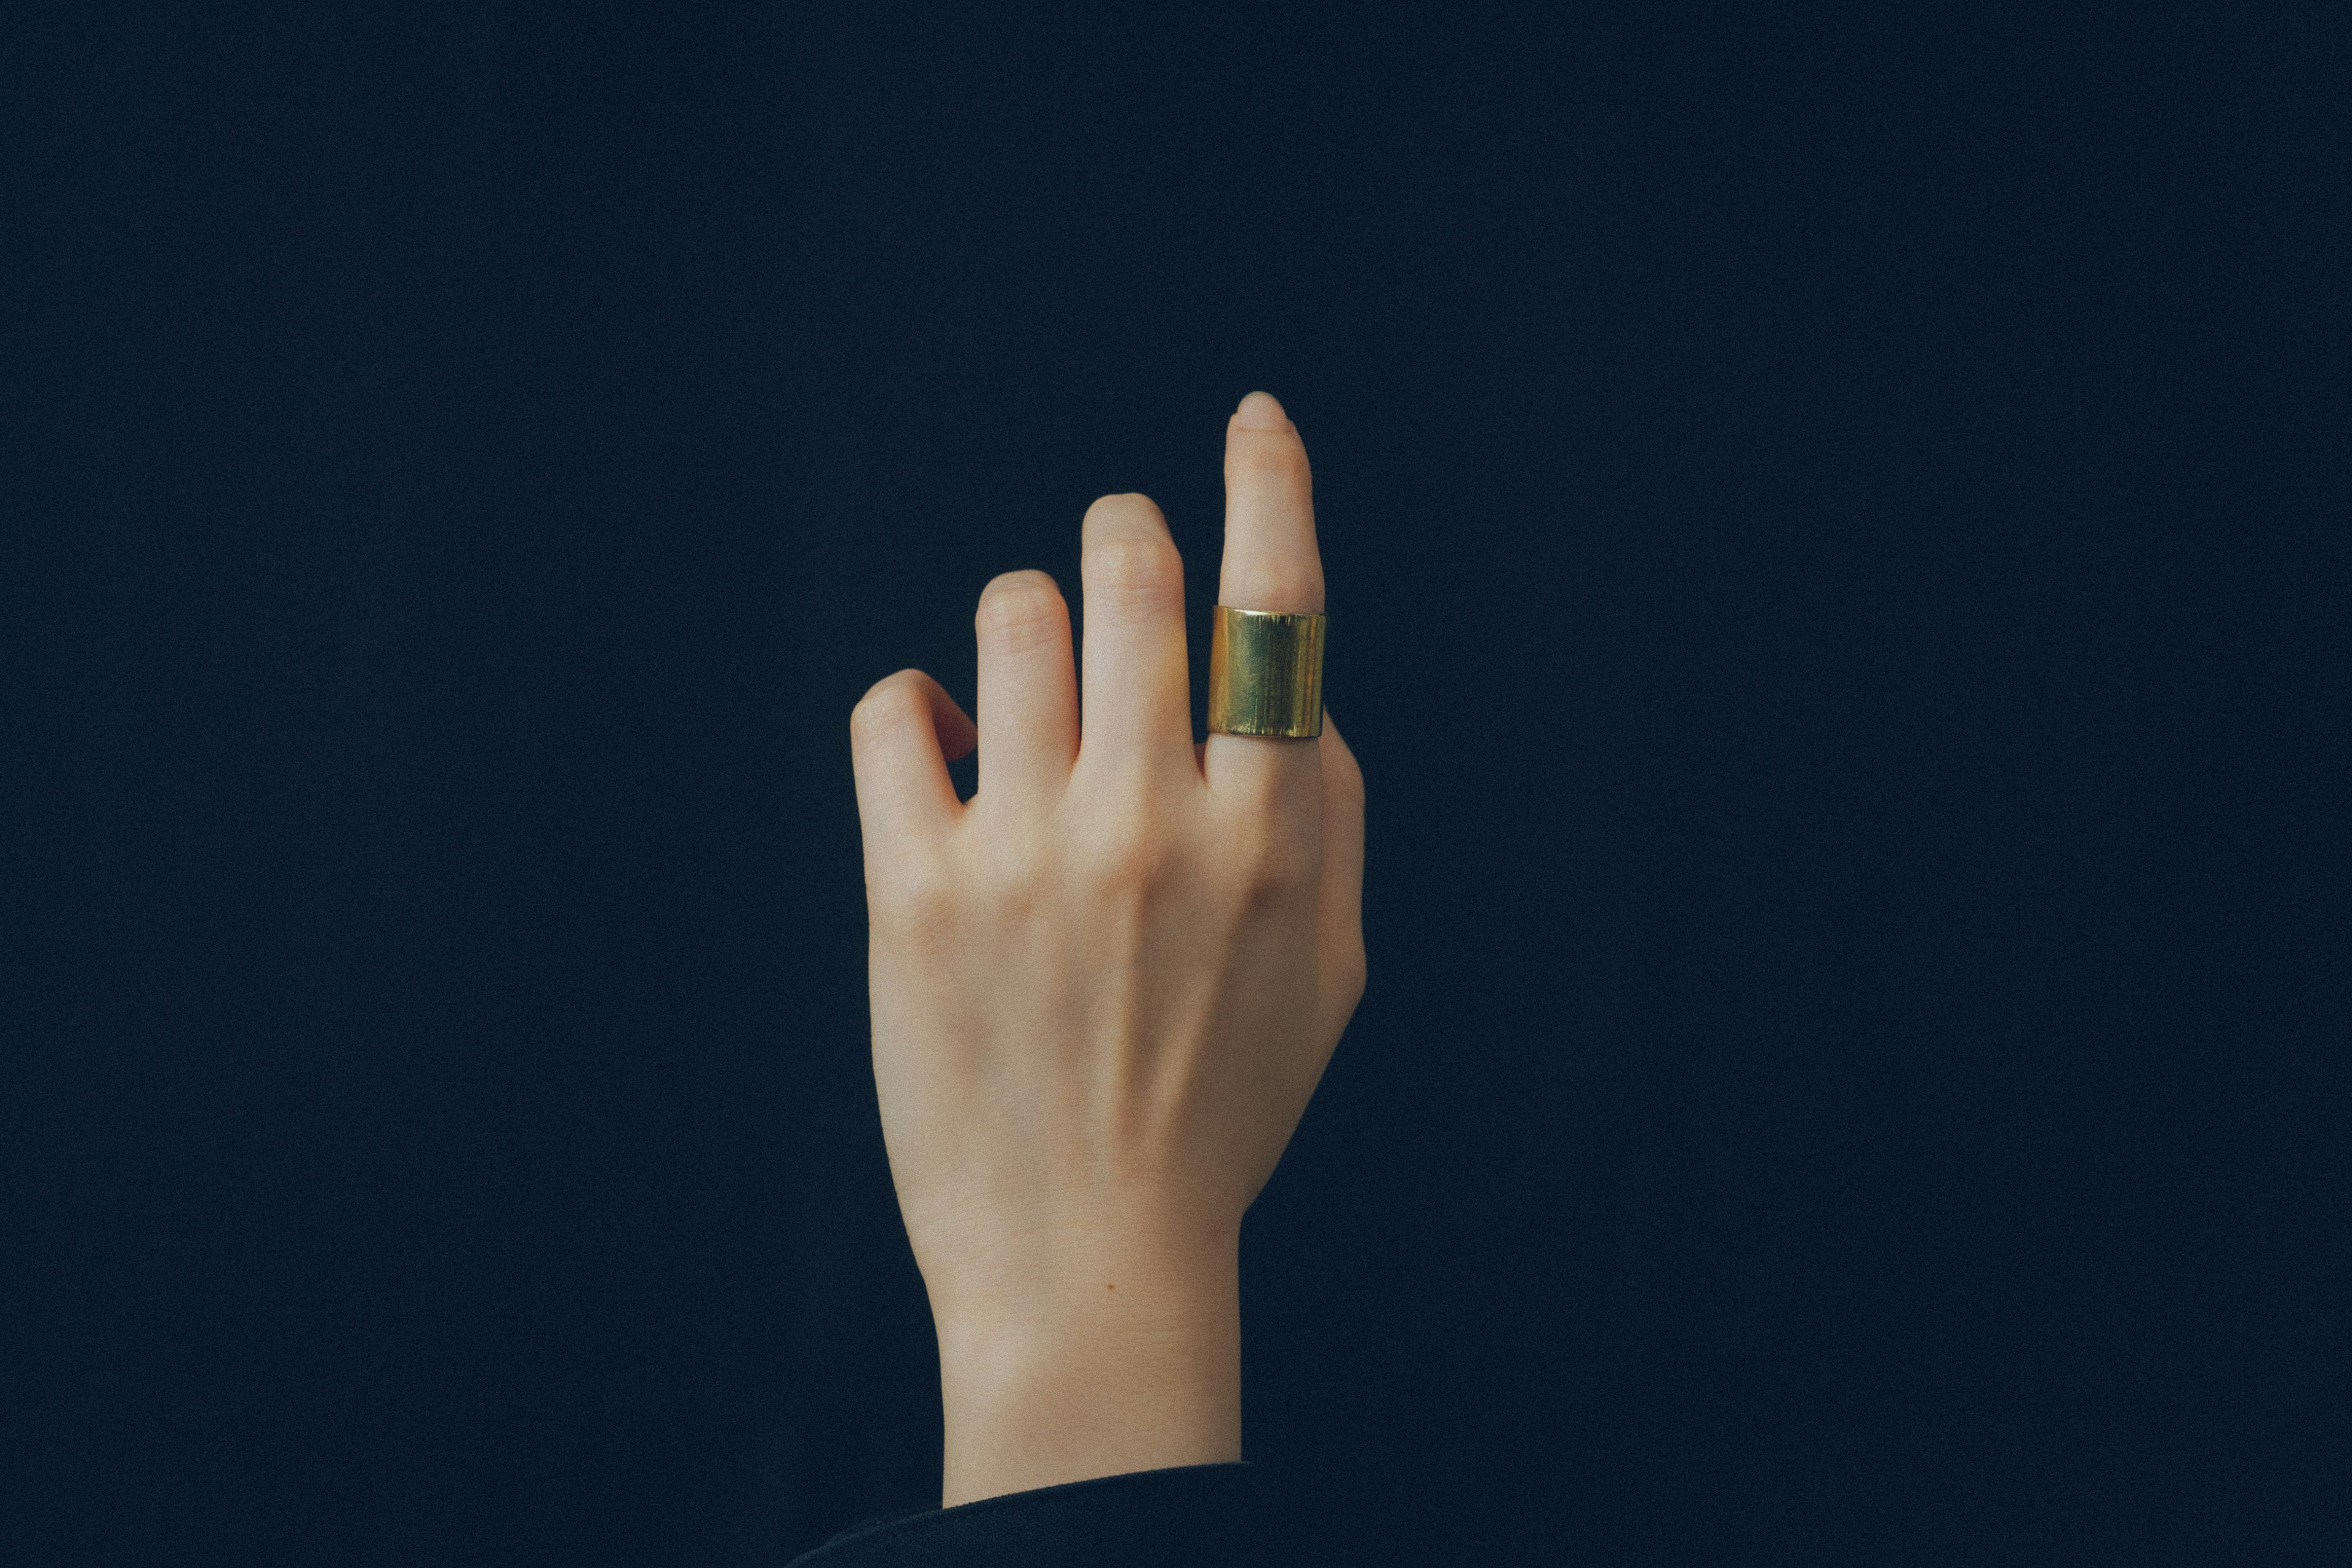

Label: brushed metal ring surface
[1206,606,1327,739]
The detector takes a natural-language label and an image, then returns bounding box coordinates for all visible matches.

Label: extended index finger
[1205,391,1325,809]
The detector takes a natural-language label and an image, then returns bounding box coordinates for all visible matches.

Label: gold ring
[1207,605,1327,738]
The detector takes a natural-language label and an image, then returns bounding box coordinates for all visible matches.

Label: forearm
[934,1231,1243,1509]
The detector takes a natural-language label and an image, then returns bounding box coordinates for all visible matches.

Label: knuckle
[975,573,1066,654]
[1084,535,1184,613]
[1227,435,1313,489]
[1079,802,1176,898]
[1336,945,1368,1006]
[1328,739,1365,801]
[871,851,959,941]
[974,842,1050,916]
[850,671,929,747]
[1224,816,1314,906]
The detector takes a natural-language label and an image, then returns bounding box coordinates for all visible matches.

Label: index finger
[1205,391,1325,810]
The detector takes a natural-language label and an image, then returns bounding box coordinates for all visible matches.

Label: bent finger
[850,669,972,854]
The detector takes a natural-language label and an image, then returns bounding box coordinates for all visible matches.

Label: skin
[846,391,1368,1509]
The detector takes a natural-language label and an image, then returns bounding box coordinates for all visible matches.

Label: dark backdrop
[6,5,2341,1564]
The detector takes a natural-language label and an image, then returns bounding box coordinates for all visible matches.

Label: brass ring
[1206,606,1326,738]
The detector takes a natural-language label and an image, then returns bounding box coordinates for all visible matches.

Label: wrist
[932,1232,1243,1508]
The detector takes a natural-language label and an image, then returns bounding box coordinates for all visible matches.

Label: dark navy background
[6,5,2341,1563]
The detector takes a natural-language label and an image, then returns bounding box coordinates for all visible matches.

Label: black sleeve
[784,1461,1283,1567]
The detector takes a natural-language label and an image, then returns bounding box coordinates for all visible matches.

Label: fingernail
[1233,391,1288,429]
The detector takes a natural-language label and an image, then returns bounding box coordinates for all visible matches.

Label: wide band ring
[1207,605,1327,738]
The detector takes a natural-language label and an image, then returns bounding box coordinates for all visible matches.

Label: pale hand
[848,391,1367,1507]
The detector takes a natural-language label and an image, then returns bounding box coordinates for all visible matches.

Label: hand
[848,391,1367,1507]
